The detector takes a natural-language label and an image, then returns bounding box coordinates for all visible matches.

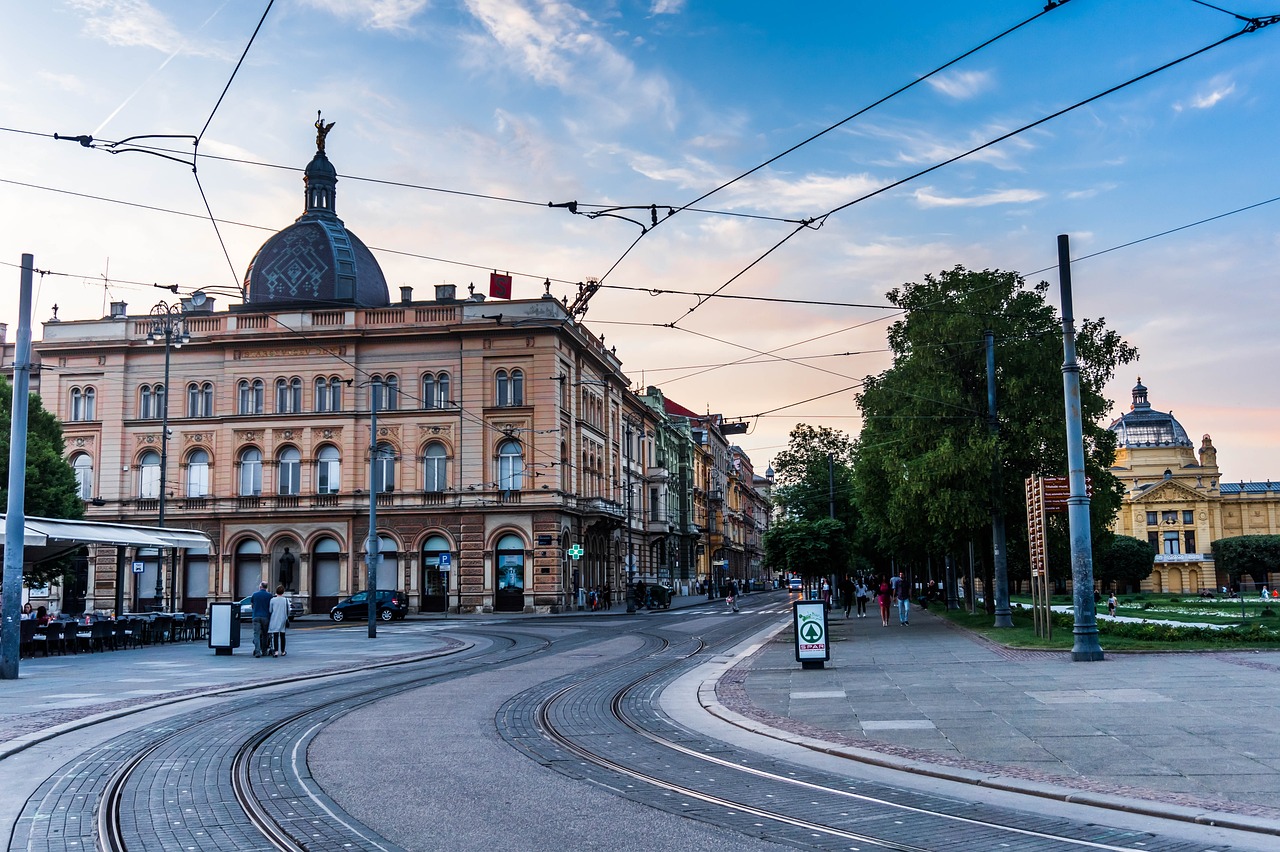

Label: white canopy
[0,515,213,563]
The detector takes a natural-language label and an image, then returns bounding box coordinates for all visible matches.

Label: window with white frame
[275,377,302,414]
[71,386,96,421]
[373,442,396,492]
[186,382,213,417]
[422,372,451,409]
[315,376,345,413]
[239,447,263,496]
[497,439,524,491]
[372,374,399,412]
[139,450,161,498]
[139,384,165,419]
[317,445,341,494]
[278,447,301,495]
[495,368,524,407]
[186,448,210,497]
[238,379,264,415]
[72,453,93,499]
[423,442,448,492]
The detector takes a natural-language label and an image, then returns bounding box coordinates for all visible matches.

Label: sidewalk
[715,597,1280,825]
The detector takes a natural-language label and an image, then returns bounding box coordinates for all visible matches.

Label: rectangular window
[1147,532,1158,548]
[1184,531,1196,554]
[1146,512,1157,526]
[1163,531,1180,555]
[1182,510,1194,525]
[650,487,659,520]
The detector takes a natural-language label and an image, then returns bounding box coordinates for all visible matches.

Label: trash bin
[207,602,240,656]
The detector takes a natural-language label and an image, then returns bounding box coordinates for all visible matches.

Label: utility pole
[625,419,636,613]
[1057,234,1104,661]
[987,330,1013,627]
[366,398,378,639]
[1,254,34,680]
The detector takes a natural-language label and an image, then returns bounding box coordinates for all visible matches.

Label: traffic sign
[131,561,145,574]
[438,552,451,570]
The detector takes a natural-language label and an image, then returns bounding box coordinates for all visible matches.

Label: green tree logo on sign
[799,620,823,643]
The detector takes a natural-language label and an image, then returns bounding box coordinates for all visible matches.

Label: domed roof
[1108,379,1192,449]
[242,114,389,308]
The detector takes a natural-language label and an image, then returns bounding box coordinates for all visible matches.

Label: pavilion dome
[1108,379,1193,449]
[242,115,389,308]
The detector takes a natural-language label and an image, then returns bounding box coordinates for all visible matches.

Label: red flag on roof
[489,271,512,299]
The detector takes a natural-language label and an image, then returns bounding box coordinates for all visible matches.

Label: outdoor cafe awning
[0,515,214,564]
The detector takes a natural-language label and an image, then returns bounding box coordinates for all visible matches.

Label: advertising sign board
[793,600,830,668]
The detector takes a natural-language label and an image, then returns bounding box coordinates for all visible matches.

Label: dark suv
[329,590,409,622]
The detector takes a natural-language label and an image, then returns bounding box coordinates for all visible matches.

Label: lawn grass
[941,605,1280,652]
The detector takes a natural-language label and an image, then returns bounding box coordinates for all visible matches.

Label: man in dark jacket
[251,581,273,657]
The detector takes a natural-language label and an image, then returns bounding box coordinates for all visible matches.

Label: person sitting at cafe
[21,603,34,620]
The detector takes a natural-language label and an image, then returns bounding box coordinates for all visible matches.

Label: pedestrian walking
[268,584,289,657]
[840,575,856,618]
[251,581,272,657]
[895,571,910,626]
[1107,593,1117,617]
[726,580,739,613]
[877,578,892,627]
[821,578,832,610]
[855,578,870,618]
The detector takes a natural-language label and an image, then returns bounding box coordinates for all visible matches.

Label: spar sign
[792,600,830,668]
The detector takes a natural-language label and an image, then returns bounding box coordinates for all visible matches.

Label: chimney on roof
[399,286,413,304]
[109,301,127,319]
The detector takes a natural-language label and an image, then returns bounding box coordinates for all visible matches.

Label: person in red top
[877,579,892,627]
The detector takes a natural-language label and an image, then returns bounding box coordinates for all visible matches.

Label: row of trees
[765,265,1146,604]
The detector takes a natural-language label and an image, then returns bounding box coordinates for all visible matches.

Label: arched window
[71,387,96,421]
[275,378,301,413]
[313,537,341,599]
[238,379,264,415]
[329,377,344,411]
[235,539,263,599]
[72,453,93,499]
[421,534,451,607]
[278,447,301,495]
[422,372,451,409]
[314,376,329,412]
[186,448,210,497]
[372,442,396,493]
[239,447,263,496]
[494,532,525,611]
[139,450,161,498]
[423,442,448,492]
[317,445,341,494]
[495,369,524,407]
[372,374,399,412]
[187,382,213,417]
[139,384,163,419]
[497,440,523,491]
[375,534,398,589]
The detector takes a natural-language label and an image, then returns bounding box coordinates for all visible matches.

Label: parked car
[238,594,304,623]
[329,590,409,622]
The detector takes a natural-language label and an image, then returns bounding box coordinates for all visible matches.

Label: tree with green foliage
[1094,534,1155,593]
[852,265,1138,595]
[763,424,864,580]
[1211,535,1280,589]
[0,376,85,587]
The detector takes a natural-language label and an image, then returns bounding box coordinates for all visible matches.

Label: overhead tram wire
[581,1,1075,292]
[668,12,1280,328]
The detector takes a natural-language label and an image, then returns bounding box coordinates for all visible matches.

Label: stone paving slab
[717,602,1280,820]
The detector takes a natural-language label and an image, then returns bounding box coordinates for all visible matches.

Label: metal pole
[1,254,35,680]
[366,400,378,638]
[1058,234,1104,661]
[987,330,1013,627]
[157,332,171,608]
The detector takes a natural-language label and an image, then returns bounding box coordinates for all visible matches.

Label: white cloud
[36,71,86,93]
[650,0,686,13]
[301,0,431,32]
[68,0,187,53]
[462,0,675,127]
[1174,76,1236,112]
[858,120,1039,172]
[912,186,1044,208]
[925,69,992,100]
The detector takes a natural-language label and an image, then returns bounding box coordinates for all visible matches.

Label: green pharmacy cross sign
[567,544,584,560]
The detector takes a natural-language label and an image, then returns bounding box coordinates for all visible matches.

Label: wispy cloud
[912,186,1044,208]
[69,0,189,54]
[650,0,686,13]
[858,120,1039,172]
[925,69,992,100]
[1174,76,1236,112]
[36,71,86,93]
[302,0,430,32]
[462,0,675,127]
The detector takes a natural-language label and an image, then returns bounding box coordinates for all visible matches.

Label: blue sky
[2,0,1278,477]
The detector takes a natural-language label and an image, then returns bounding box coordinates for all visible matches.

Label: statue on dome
[315,111,335,154]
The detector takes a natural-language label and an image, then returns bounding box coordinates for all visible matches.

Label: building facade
[26,125,767,615]
[1109,380,1280,593]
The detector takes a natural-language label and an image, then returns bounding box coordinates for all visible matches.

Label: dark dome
[243,125,389,308]
[1108,379,1192,449]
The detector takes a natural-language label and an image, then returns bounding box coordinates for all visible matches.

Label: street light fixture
[144,300,189,611]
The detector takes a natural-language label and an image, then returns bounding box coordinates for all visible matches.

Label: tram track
[511,612,1253,852]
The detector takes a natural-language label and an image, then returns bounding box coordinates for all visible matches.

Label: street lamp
[144,300,189,611]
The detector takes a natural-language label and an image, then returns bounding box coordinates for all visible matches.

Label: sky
[1,0,1278,481]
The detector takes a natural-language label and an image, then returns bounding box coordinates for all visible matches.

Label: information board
[792,600,830,667]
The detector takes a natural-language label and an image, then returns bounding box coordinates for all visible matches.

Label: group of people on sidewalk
[834,572,913,626]
[250,581,289,658]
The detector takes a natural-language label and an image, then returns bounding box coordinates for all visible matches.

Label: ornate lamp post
[145,301,189,611]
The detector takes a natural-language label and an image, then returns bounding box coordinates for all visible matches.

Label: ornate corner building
[26,123,771,616]
[1109,379,1280,593]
